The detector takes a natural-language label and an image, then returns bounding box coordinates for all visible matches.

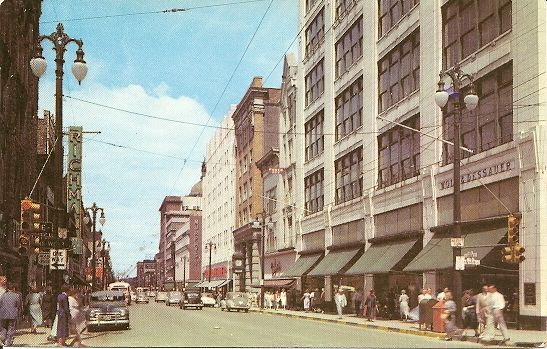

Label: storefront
[263,248,297,279]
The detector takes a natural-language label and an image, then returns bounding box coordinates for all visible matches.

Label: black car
[86,291,130,331]
[180,289,203,310]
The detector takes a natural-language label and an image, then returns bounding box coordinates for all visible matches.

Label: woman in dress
[301,289,311,312]
[280,289,287,310]
[461,290,479,337]
[56,285,71,347]
[68,289,86,347]
[443,291,460,341]
[398,289,410,321]
[25,286,43,334]
[363,290,377,321]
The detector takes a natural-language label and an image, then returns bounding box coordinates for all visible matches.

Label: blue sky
[38,0,298,277]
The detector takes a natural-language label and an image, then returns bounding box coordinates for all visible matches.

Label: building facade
[293,0,547,329]
[232,77,280,292]
[136,259,157,289]
[202,106,237,288]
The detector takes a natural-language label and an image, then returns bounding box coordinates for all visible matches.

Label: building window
[335,147,363,204]
[378,114,420,188]
[335,16,363,78]
[335,76,363,140]
[305,59,324,106]
[305,8,325,57]
[304,169,324,215]
[379,0,419,37]
[443,0,512,69]
[442,62,512,164]
[305,110,325,161]
[335,0,357,20]
[306,0,319,13]
[378,30,420,112]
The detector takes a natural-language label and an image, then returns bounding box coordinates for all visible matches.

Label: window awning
[283,253,323,277]
[216,279,231,288]
[194,281,209,288]
[345,238,419,275]
[404,227,507,272]
[307,247,362,277]
[252,278,295,288]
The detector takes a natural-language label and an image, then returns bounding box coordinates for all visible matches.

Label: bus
[108,281,132,305]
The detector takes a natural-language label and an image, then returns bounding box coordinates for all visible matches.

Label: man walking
[334,289,347,319]
[352,288,363,317]
[481,284,510,344]
[0,276,7,344]
[475,285,489,335]
[0,282,22,346]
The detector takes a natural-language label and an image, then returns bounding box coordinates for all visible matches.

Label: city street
[78,302,484,348]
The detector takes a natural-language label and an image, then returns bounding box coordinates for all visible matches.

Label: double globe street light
[83,203,105,291]
[434,64,479,303]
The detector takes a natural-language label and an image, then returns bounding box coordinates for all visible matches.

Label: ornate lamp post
[83,203,105,291]
[100,240,110,290]
[204,241,216,284]
[434,64,479,303]
[171,236,176,291]
[30,23,88,219]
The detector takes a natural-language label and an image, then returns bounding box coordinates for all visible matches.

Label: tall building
[294,0,546,329]
[0,0,41,292]
[201,106,237,289]
[136,259,157,288]
[232,77,280,292]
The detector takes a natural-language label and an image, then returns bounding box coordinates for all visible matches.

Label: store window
[304,169,324,215]
[335,16,363,78]
[442,62,512,165]
[378,114,420,188]
[335,76,363,140]
[378,30,420,112]
[379,0,420,37]
[442,0,512,69]
[335,147,363,204]
[305,59,325,106]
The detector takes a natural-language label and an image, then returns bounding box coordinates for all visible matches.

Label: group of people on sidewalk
[0,275,87,347]
[263,289,287,310]
[441,284,510,343]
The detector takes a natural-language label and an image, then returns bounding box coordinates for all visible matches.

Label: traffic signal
[20,198,41,233]
[501,245,514,263]
[513,243,525,262]
[18,234,29,254]
[507,214,518,246]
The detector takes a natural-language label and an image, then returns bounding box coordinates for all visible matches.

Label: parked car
[86,291,130,332]
[155,291,168,302]
[220,292,249,312]
[148,291,156,298]
[201,292,217,307]
[180,289,203,310]
[166,291,182,306]
[130,291,137,302]
[135,292,149,304]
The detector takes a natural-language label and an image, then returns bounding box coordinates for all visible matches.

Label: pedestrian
[481,284,510,343]
[318,288,325,313]
[0,275,7,342]
[437,287,449,301]
[41,286,53,328]
[475,285,489,335]
[0,282,22,346]
[280,289,287,310]
[301,289,311,312]
[273,291,280,310]
[399,289,410,321]
[68,289,85,347]
[352,288,363,317]
[363,290,377,321]
[442,291,460,341]
[56,284,71,347]
[309,289,315,312]
[334,289,347,319]
[25,286,43,334]
[312,288,323,313]
[461,289,479,337]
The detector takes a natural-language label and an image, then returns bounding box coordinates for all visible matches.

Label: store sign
[38,252,50,266]
[439,160,515,190]
[67,126,83,247]
[203,266,227,279]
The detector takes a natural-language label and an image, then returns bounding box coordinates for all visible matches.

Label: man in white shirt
[437,287,449,301]
[481,284,509,343]
[475,285,489,335]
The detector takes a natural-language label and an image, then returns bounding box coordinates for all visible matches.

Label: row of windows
[335,147,363,204]
[335,0,358,20]
[305,8,325,57]
[304,169,324,215]
[335,16,363,78]
[443,0,511,69]
[305,59,325,106]
[305,110,325,161]
[443,62,513,164]
[379,0,420,37]
[378,29,420,112]
[335,76,363,140]
[378,114,420,189]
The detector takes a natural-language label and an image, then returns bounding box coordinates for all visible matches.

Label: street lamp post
[205,241,216,283]
[30,23,88,221]
[435,64,479,305]
[101,240,110,290]
[171,236,176,291]
[182,256,187,290]
[83,203,105,291]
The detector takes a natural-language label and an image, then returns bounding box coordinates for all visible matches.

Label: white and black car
[86,291,130,332]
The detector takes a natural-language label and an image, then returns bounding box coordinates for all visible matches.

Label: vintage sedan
[135,292,149,304]
[166,291,182,306]
[180,290,203,310]
[220,292,249,312]
[86,291,130,332]
[201,292,217,307]
[155,291,168,303]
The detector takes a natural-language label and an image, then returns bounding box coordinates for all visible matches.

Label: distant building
[136,259,157,288]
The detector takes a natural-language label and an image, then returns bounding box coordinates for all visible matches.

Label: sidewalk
[251,307,546,348]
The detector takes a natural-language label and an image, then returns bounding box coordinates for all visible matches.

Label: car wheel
[244,309,249,313]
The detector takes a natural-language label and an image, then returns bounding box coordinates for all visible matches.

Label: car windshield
[136,292,146,297]
[157,292,167,296]
[169,292,181,297]
[91,293,125,302]
[203,293,214,298]
[227,292,246,300]
[186,292,199,297]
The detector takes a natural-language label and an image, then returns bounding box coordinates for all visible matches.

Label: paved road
[81,301,486,347]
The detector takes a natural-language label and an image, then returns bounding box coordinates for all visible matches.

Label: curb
[250,309,543,347]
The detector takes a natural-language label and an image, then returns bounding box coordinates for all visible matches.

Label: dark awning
[252,278,295,288]
[345,238,419,275]
[307,247,362,277]
[404,227,507,272]
[71,273,88,286]
[283,253,323,277]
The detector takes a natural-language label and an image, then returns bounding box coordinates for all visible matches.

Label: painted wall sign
[439,160,515,190]
[67,126,83,253]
